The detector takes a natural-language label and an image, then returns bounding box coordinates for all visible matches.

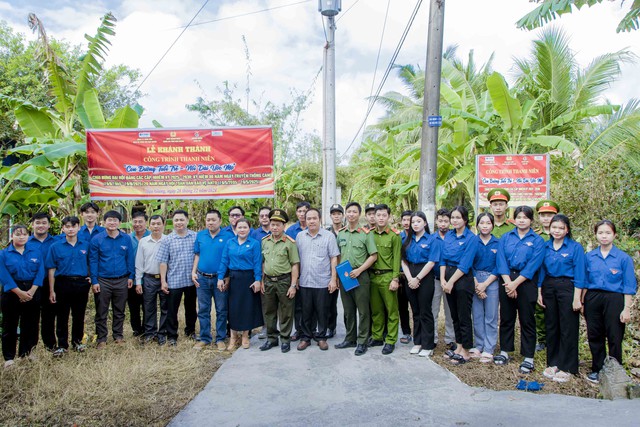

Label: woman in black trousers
[440,206,478,365]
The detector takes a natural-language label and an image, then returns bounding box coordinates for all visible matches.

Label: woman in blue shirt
[0,225,45,368]
[218,218,263,350]
[537,214,585,382]
[495,206,544,374]
[440,206,479,364]
[471,212,499,364]
[401,211,441,357]
[582,220,637,384]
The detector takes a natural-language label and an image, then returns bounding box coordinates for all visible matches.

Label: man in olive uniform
[364,203,377,231]
[368,204,402,355]
[260,209,300,353]
[533,199,560,352]
[335,202,378,356]
[488,188,515,238]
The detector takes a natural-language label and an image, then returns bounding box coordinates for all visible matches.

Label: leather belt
[197,271,217,278]
[144,273,161,279]
[266,273,291,282]
[372,269,392,275]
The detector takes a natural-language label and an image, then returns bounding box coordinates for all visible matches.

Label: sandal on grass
[493,354,509,365]
[543,366,558,379]
[553,371,571,383]
[443,349,456,359]
[479,352,493,363]
[519,361,535,374]
[449,353,470,365]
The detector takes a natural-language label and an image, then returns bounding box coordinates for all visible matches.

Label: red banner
[476,154,549,208]
[86,127,274,200]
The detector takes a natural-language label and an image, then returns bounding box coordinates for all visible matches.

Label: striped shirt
[156,230,196,289]
[296,228,340,289]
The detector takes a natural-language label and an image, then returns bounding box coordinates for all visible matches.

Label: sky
[3,0,639,160]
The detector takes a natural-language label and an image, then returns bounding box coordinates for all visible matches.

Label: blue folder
[337,260,360,291]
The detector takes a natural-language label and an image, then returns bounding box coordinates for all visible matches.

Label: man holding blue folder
[335,202,378,356]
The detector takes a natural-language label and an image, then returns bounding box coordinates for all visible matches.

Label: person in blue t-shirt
[537,214,586,382]
[46,216,91,356]
[582,220,637,384]
[494,206,544,374]
[0,225,45,368]
[471,212,500,363]
[251,206,272,241]
[78,202,105,243]
[401,211,441,357]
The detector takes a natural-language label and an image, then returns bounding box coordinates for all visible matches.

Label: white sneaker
[418,349,433,357]
[3,360,14,369]
[409,345,422,355]
[543,366,558,379]
[553,371,571,383]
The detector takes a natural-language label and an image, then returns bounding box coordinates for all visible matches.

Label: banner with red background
[476,154,549,208]
[86,127,274,200]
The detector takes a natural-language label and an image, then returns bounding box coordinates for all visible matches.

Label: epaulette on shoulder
[358,227,370,234]
[285,235,296,243]
[261,234,270,240]
[391,228,400,234]
[506,219,515,225]
[339,226,347,232]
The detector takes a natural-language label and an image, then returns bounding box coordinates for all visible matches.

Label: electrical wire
[135,0,210,91]
[336,0,361,23]
[340,0,424,159]
[366,0,391,126]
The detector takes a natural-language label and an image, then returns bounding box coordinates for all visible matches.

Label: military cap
[364,203,377,213]
[269,209,289,223]
[535,200,559,214]
[330,204,344,214]
[488,188,510,203]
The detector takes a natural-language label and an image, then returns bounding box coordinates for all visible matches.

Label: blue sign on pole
[428,115,442,127]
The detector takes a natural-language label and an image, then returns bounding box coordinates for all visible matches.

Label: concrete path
[172,329,640,427]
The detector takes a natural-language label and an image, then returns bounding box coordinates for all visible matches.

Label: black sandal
[519,361,535,374]
[449,354,469,365]
[493,354,509,365]
[443,349,456,359]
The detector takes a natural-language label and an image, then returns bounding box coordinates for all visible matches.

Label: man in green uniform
[260,209,300,353]
[533,199,560,351]
[364,203,377,231]
[368,204,402,355]
[487,188,515,238]
[335,202,378,356]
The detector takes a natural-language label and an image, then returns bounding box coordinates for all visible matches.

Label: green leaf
[77,89,106,129]
[1,203,19,216]
[527,135,577,153]
[14,104,56,137]
[487,72,522,130]
[7,188,63,205]
[106,106,139,128]
[4,165,58,187]
[152,120,163,128]
[41,141,87,162]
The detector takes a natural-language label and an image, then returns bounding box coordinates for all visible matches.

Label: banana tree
[0,13,140,216]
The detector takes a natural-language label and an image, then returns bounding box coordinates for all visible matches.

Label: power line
[366,0,391,122]
[135,0,210,91]
[336,0,361,23]
[173,0,312,29]
[340,0,424,159]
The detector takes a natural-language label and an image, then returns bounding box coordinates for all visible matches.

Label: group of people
[0,192,636,386]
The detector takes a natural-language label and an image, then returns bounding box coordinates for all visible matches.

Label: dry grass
[0,304,231,426]
[430,294,640,398]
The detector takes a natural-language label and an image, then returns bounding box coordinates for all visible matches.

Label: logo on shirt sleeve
[458,242,464,246]
[121,245,128,250]
[610,269,619,275]
[491,249,497,254]
[30,258,39,263]
[561,253,569,257]
[420,244,428,249]
[81,250,87,254]
[525,242,533,247]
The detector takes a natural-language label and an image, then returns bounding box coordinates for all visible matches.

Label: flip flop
[443,349,456,359]
[519,361,535,374]
[449,353,470,365]
[493,354,509,365]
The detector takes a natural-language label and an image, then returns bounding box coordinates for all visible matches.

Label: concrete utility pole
[418,0,445,226]
[319,1,340,226]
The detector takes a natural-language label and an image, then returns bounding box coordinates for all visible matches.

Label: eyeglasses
[230,213,242,218]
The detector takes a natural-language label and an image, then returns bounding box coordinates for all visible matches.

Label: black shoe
[132,330,143,337]
[158,337,166,346]
[367,338,384,347]
[281,342,291,353]
[334,340,356,349]
[354,344,367,356]
[290,332,300,342]
[186,333,197,341]
[447,342,457,352]
[381,343,394,355]
[260,340,278,351]
[168,339,177,347]
[326,329,336,339]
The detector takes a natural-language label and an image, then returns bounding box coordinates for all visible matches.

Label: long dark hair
[550,214,572,239]
[401,211,431,258]
[451,206,469,228]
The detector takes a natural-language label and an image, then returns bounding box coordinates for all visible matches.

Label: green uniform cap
[488,188,510,202]
[535,200,559,214]
[269,208,289,223]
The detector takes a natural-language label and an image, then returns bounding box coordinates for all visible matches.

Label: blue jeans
[196,274,228,344]
[472,270,499,354]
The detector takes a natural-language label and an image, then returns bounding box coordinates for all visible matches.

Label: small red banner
[476,154,549,208]
[86,127,274,200]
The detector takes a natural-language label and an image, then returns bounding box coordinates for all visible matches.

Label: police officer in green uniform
[533,199,560,351]
[335,202,378,356]
[364,203,377,231]
[260,209,300,353]
[368,204,402,355]
[487,188,515,238]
